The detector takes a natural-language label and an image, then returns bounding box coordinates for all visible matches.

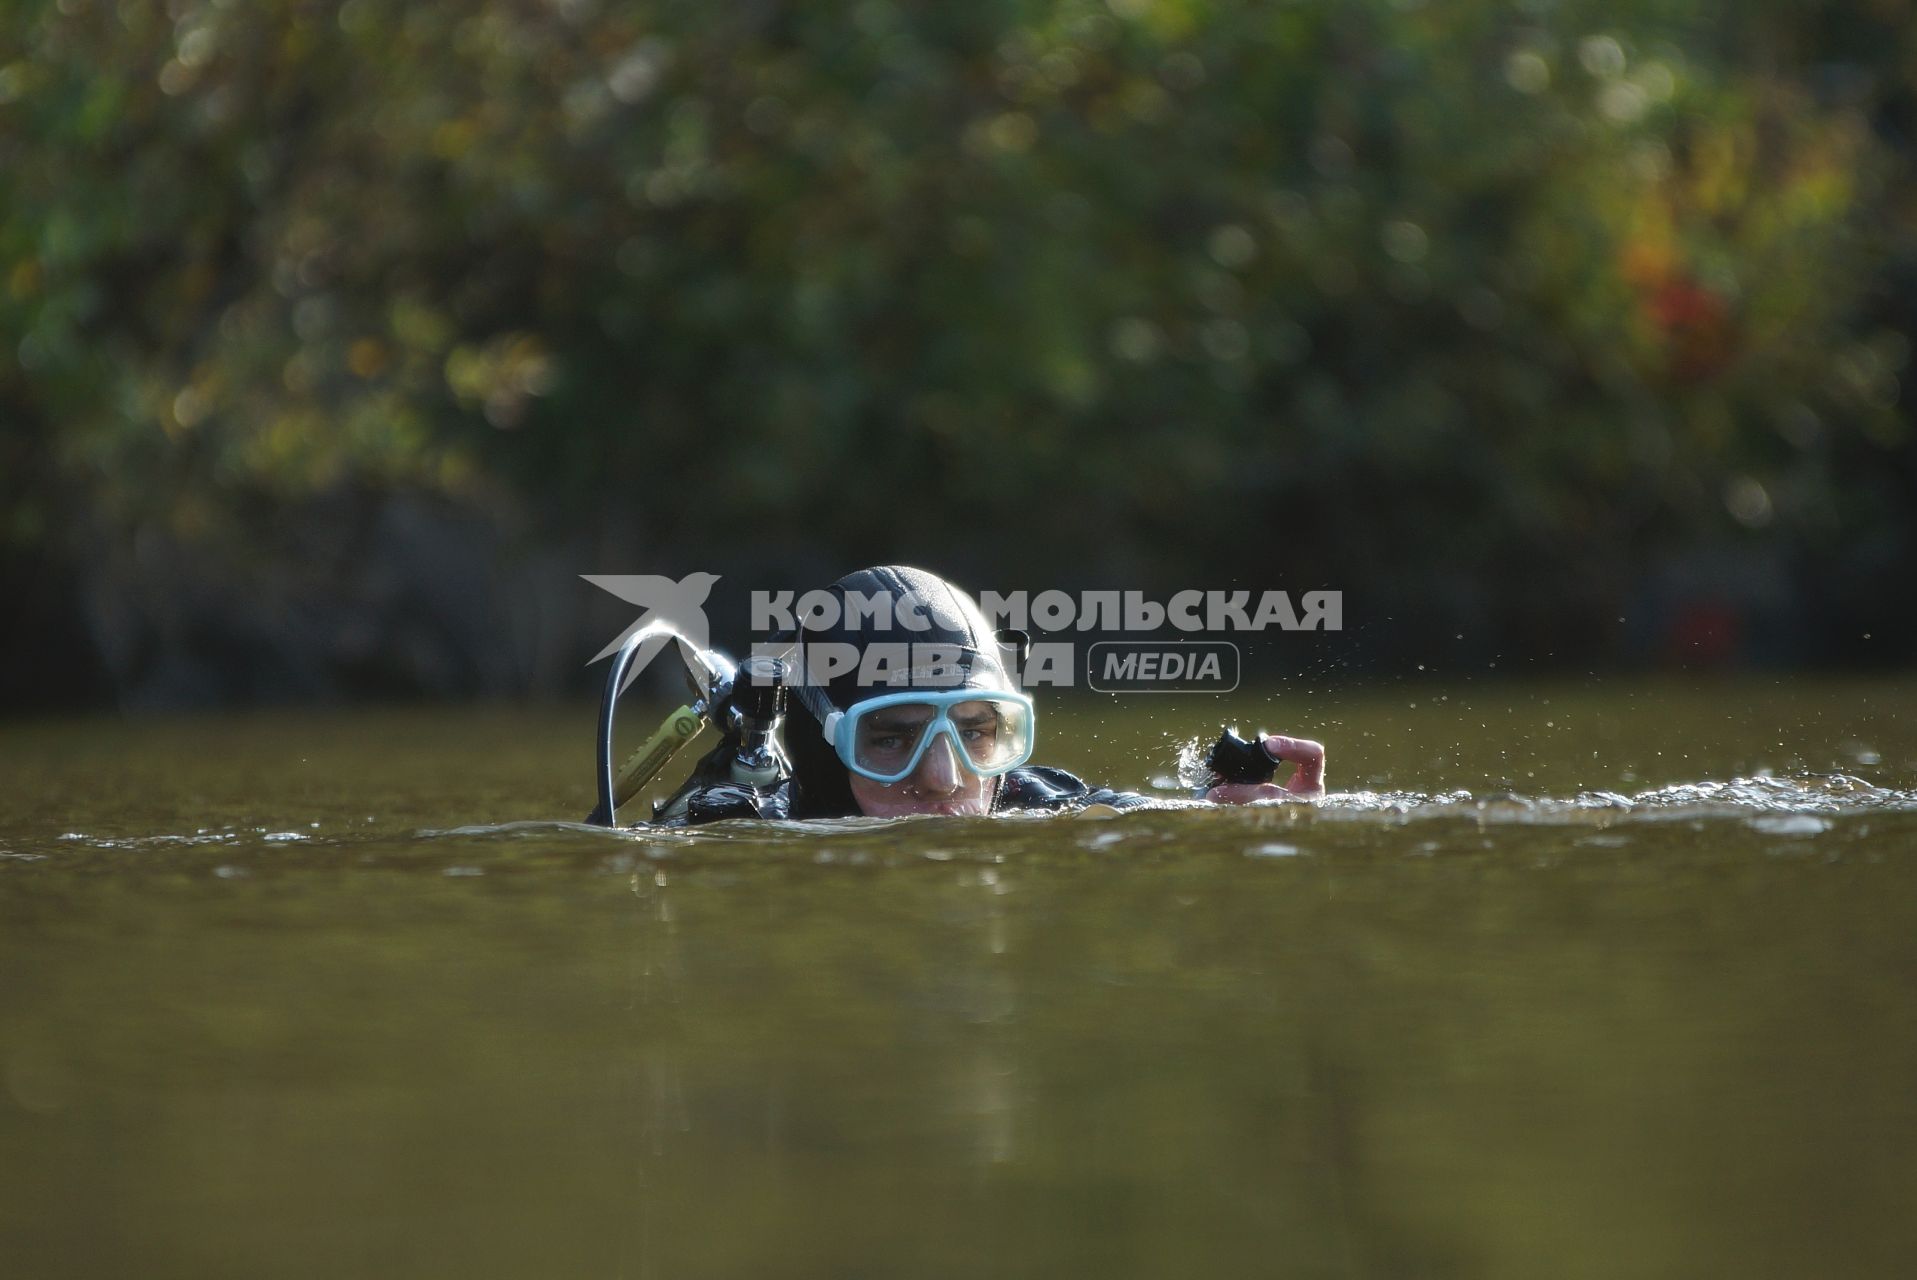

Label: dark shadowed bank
[2,1,1914,710]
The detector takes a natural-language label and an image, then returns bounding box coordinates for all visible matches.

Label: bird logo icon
[582,571,722,693]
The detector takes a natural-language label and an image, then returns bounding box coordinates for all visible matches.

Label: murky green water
[4,678,1917,1278]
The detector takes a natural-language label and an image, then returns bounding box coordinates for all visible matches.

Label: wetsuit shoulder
[647,741,797,826]
[665,779,794,825]
[995,765,1156,813]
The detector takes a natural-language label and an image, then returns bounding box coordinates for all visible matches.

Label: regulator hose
[588,623,737,827]
[589,624,653,827]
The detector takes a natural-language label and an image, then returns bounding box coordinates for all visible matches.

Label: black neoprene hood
[776,565,1015,818]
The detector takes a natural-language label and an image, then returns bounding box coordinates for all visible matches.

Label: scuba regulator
[723,656,791,789]
[586,624,793,827]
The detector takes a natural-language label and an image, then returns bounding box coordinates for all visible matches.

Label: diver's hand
[1205,734,1325,803]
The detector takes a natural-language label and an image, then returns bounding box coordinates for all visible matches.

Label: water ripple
[15,775,1914,867]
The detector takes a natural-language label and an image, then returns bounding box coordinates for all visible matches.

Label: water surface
[4,678,1916,1278]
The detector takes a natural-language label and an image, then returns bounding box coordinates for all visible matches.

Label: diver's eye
[954,713,999,741]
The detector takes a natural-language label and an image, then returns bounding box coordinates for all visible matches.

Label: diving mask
[820,690,1037,784]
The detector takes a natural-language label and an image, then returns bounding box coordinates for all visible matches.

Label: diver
[646,566,1325,825]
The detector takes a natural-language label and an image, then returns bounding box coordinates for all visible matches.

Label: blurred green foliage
[1,0,1912,642]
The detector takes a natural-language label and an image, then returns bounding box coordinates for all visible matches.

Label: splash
[1172,733,1214,791]
[1306,774,1917,826]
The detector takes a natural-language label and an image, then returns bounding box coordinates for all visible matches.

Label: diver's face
[847,731,995,817]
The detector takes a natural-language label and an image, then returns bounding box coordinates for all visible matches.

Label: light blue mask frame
[820,689,1038,783]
